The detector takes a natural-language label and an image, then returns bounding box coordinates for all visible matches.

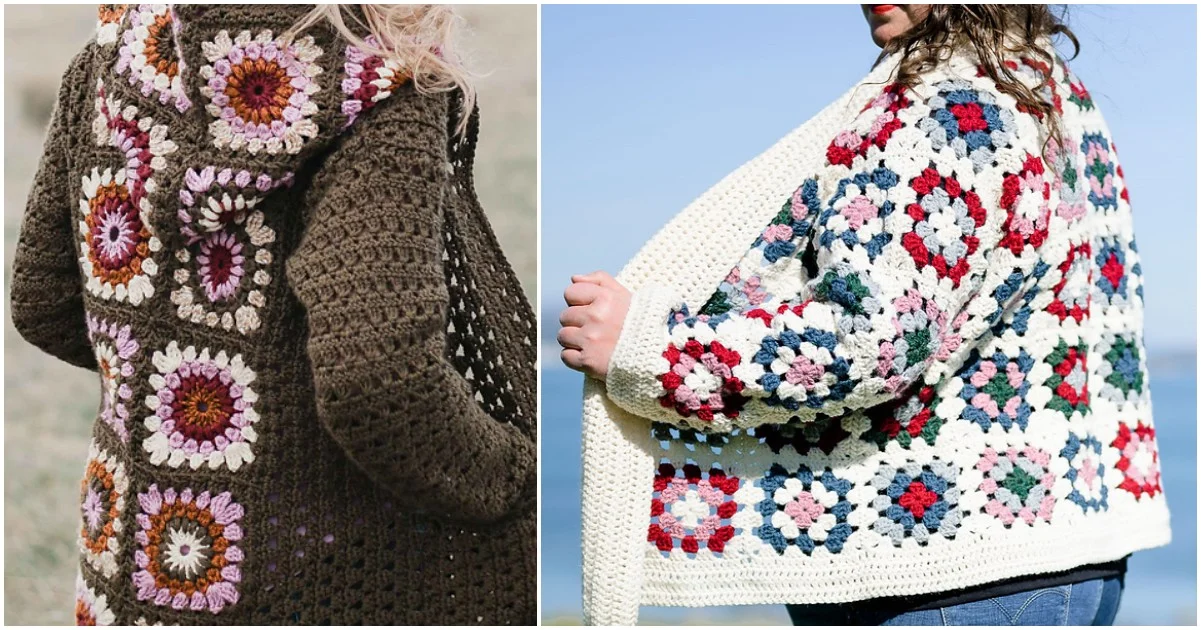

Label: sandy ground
[2,5,535,624]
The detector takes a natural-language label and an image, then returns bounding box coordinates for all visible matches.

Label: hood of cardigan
[91,4,420,247]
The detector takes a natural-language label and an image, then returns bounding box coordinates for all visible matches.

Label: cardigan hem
[638,509,1171,607]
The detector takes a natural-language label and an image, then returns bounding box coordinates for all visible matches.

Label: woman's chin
[871,23,903,48]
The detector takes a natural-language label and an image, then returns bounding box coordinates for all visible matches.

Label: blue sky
[541,4,1198,352]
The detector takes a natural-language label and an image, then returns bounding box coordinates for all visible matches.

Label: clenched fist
[558,271,631,379]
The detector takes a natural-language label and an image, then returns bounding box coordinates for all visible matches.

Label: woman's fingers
[560,347,585,371]
[572,270,622,291]
[557,325,584,350]
[572,270,604,285]
[560,346,602,379]
[561,272,629,379]
[559,305,589,327]
[564,281,602,306]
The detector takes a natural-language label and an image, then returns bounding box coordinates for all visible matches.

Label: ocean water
[540,363,1198,625]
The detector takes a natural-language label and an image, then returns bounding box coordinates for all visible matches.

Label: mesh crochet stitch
[10,4,535,624]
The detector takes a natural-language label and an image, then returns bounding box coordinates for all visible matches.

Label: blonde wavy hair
[284,4,476,136]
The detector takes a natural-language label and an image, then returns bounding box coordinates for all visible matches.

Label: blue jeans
[787,576,1124,625]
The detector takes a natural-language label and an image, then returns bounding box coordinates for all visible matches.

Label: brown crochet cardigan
[10,5,536,625]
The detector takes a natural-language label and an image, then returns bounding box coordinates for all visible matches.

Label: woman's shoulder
[846,44,1092,153]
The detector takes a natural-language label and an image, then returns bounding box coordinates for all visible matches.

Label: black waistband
[787,556,1128,623]
[901,556,1128,611]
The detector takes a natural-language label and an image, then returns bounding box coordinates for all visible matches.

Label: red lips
[871,4,898,15]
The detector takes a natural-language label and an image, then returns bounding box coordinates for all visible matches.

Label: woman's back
[11,5,536,624]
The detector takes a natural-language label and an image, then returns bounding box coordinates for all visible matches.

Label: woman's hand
[558,271,631,379]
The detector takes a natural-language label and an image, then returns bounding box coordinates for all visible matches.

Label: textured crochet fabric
[582,39,1170,624]
[11,5,536,625]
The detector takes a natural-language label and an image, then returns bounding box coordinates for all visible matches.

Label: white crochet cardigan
[581,44,1171,624]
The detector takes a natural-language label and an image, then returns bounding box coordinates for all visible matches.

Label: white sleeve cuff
[604,283,681,420]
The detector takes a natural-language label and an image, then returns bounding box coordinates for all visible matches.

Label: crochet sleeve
[606,96,1049,433]
[286,90,536,525]
[10,46,97,371]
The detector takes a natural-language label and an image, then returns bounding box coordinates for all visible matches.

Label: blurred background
[542,4,1197,625]
[3,5,535,625]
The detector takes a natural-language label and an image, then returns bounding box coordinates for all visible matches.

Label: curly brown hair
[881,5,1080,153]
